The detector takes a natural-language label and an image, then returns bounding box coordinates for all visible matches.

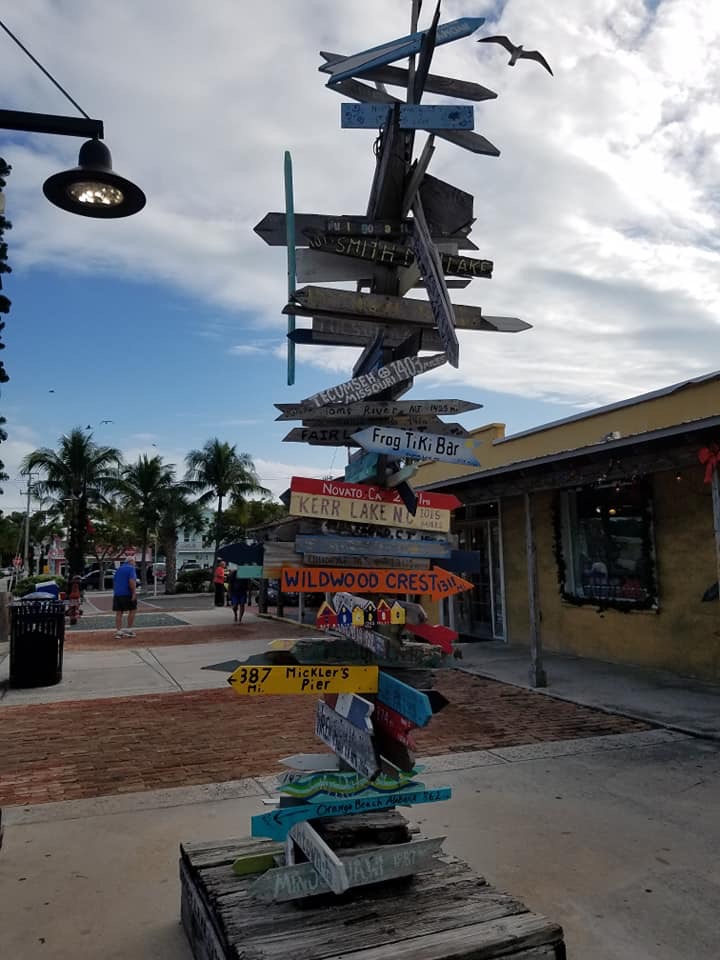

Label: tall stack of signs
[229,4,535,903]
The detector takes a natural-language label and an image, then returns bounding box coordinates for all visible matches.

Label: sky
[1,0,719,513]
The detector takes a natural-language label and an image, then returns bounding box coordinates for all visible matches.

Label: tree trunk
[163,529,178,594]
[140,529,148,586]
[213,495,223,563]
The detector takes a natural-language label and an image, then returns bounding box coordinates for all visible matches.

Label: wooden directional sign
[295,248,373,284]
[377,672,434,727]
[254,212,475,247]
[299,415,468,437]
[296,534,452,561]
[320,17,485,85]
[305,553,430,571]
[305,232,492,279]
[289,491,451,534]
[275,398,482,420]
[283,426,359,446]
[411,197,459,367]
[326,216,412,238]
[341,103,474,130]
[290,476,463,510]
[329,77,500,157]
[301,353,446,408]
[227,664,378,696]
[315,699,379,779]
[324,692,374,732]
[250,837,444,902]
[320,50,497,102]
[278,767,415,800]
[289,286,529,334]
[297,317,445,354]
[282,566,473,600]
[353,426,482,466]
[403,622,459,655]
[288,821,349,894]
[373,702,418,750]
[251,784,452,839]
[344,452,380,484]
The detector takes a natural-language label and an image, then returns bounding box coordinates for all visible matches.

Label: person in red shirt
[213,559,226,607]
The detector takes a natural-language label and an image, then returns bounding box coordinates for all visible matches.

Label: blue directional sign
[295,534,452,561]
[320,17,485,85]
[344,452,381,484]
[377,672,433,727]
[341,103,474,130]
[251,784,452,840]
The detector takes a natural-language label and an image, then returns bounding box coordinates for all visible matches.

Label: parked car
[178,560,202,573]
[80,569,115,590]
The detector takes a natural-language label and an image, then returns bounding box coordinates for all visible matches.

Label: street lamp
[0,109,145,219]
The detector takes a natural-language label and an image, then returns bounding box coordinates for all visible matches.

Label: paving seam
[2,729,691,826]
[133,646,184,692]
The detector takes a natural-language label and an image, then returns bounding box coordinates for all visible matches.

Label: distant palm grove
[4,428,286,592]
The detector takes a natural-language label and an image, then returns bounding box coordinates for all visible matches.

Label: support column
[712,467,720,597]
[524,492,547,688]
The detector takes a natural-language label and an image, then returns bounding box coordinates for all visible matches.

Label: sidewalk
[457,640,720,739]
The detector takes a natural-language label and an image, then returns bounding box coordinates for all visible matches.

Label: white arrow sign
[353,426,482,466]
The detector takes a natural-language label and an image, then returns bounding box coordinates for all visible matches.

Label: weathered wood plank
[341,103,474,130]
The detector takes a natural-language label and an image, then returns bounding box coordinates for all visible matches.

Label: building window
[556,478,658,610]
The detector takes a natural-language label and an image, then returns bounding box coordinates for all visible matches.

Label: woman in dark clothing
[213,559,226,607]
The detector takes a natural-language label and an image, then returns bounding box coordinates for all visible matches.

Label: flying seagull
[478,35,553,75]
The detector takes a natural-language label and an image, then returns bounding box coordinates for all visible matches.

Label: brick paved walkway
[0,672,650,806]
[64,617,311,651]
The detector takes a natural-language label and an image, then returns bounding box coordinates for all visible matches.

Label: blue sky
[2,0,719,511]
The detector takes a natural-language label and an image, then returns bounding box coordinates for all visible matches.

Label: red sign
[403,622,458,654]
[291,476,461,512]
[373,702,417,750]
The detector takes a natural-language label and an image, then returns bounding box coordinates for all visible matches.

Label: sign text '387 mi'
[228,664,378,696]
[289,490,451,533]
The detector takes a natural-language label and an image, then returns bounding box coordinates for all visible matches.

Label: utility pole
[23,471,36,575]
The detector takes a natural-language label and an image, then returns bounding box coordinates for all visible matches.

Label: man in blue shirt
[113,556,138,639]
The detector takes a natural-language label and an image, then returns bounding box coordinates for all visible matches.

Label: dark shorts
[231,589,247,605]
[113,595,137,612]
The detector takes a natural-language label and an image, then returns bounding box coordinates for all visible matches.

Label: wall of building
[502,464,720,681]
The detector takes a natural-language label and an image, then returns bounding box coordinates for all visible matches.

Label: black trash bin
[9,599,65,688]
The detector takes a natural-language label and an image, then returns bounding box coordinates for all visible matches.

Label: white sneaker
[123,630,137,638]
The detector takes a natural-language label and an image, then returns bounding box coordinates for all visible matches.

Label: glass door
[452,503,505,641]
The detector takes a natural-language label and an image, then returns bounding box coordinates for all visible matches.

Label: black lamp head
[43,138,145,218]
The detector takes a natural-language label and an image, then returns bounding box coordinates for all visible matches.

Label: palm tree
[120,455,176,586]
[184,439,269,562]
[22,428,122,581]
[157,484,205,594]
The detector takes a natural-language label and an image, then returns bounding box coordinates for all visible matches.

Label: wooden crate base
[180,836,566,960]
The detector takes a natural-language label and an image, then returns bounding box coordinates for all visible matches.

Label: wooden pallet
[180,834,566,960]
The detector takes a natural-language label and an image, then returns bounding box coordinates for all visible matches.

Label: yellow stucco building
[415,372,720,682]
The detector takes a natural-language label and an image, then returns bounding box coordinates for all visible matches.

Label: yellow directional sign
[228,664,379,696]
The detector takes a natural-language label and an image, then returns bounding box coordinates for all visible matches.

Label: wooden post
[524,492,547,688]
[712,468,720,596]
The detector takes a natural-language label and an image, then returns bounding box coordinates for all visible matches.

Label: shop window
[556,479,658,610]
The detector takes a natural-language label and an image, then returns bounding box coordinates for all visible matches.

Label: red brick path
[64,617,309,651]
[0,672,649,807]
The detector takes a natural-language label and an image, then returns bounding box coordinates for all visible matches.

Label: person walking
[113,556,138,639]
[213,558,227,607]
[228,567,248,623]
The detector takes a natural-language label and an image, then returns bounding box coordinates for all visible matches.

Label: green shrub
[177,568,211,592]
[12,574,68,597]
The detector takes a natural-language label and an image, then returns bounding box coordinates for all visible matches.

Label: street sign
[288,491,451,534]
[275,398,482,420]
[283,426,359,446]
[301,352,447,408]
[353,426,482,466]
[319,17,485,84]
[377,672,434,727]
[227,664,378,696]
[295,534,452,561]
[411,196,459,367]
[299,316,445,354]
[341,103,474,130]
[305,553,430,571]
[326,216,413,238]
[305,232,492,279]
[299,415,466,435]
[289,286,527,333]
[278,767,415,799]
[295,248,374,283]
[315,699,379,779]
[254,211,475,247]
[329,77,501,157]
[251,784,452,839]
[250,837,445,902]
[281,566,473,600]
[372,702,418,750]
[288,821,349,895]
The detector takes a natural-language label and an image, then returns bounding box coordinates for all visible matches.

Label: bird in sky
[477,36,553,76]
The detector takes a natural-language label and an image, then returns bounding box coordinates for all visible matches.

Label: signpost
[353,425,482,466]
[288,821,349,894]
[227,664,378,696]
[288,490,452,533]
[314,699,379,779]
[301,353,447,408]
[373,702,418,750]
[282,426,359,446]
[411,196,459,367]
[377,672,434,727]
[341,103,474,130]
[281,566,473,600]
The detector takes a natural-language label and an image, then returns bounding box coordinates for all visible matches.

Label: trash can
[9,599,65,688]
